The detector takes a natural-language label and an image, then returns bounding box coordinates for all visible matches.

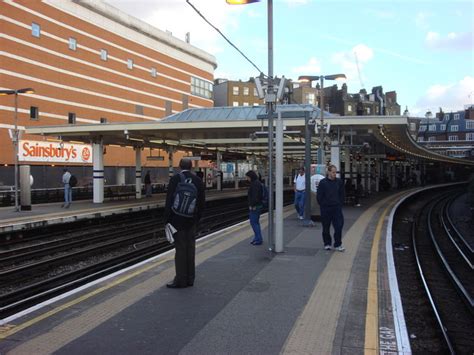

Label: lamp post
[227,0,276,250]
[0,88,35,211]
[298,74,346,165]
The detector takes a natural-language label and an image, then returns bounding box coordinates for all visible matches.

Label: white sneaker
[335,246,345,252]
[298,215,304,220]
[324,245,332,251]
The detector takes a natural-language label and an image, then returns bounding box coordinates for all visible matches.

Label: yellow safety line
[0,222,247,340]
[364,203,393,354]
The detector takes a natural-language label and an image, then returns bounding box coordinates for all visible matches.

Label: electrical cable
[186,0,265,76]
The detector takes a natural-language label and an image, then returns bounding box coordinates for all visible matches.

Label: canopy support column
[92,139,104,203]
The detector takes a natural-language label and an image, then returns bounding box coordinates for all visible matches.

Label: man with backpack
[61,168,74,208]
[245,170,264,245]
[164,158,205,288]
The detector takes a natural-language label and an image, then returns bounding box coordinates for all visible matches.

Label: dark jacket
[317,177,345,209]
[164,170,205,230]
[246,171,262,208]
[144,172,151,184]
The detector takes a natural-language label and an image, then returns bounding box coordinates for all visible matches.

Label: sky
[107,0,473,116]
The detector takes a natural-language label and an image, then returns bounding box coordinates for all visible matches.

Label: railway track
[0,193,292,318]
[393,186,474,354]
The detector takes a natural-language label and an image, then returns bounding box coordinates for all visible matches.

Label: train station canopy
[26,104,472,165]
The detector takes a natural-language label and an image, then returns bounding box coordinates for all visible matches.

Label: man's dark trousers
[321,206,344,247]
[173,226,196,286]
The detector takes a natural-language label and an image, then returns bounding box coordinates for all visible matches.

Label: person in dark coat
[317,164,345,252]
[164,158,205,288]
[245,170,263,245]
[144,170,152,197]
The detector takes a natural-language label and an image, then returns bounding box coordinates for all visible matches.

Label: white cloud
[108,0,244,56]
[366,8,396,20]
[291,57,322,75]
[283,0,309,6]
[330,44,374,88]
[411,76,474,115]
[415,12,431,29]
[425,31,473,51]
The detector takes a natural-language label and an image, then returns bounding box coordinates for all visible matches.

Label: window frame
[100,49,108,61]
[68,37,77,51]
[127,59,134,70]
[32,22,41,38]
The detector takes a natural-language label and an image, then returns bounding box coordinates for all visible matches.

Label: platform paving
[0,190,408,355]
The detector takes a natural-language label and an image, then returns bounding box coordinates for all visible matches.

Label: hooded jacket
[246,171,263,208]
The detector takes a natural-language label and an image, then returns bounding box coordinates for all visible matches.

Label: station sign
[19,140,93,164]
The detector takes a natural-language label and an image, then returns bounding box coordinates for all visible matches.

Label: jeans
[64,184,72,205]
[321,206,344,247]
[294,190,305,217]
[249,208,262,243]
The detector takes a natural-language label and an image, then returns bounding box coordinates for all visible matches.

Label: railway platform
[0,189,414,354]
[0,189,248,234]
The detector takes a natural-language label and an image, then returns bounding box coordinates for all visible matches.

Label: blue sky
[108,0,473,116]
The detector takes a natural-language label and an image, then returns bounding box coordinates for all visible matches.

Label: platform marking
[282,195,398,355]
[364,203,391,354]
[0,207,289,347]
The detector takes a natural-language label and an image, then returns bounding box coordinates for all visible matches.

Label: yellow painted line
[0,222,248,340]
[364,203,393,354]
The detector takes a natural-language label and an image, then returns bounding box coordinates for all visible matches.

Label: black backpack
[172,173,198,218]
[69,175,77,187]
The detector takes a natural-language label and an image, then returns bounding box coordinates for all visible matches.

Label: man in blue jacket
[316,165,345,252]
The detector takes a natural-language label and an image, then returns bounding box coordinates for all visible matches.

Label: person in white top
[293,167,306,220]
[62,168,72,208]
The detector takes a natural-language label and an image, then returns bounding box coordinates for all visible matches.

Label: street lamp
[298,74,346,165]
[227,0,278,250]
[0,88,35,211]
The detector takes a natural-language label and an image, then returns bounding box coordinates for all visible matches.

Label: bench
[107,186,136,200]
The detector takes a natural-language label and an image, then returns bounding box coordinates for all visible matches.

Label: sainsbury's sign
[19,140,93,164]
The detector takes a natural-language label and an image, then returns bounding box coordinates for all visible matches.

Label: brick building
[213,78,264,107]
[0,0,216,187]
[417,106,474,159]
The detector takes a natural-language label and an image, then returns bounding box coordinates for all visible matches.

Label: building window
[135,105,144,115]
[68,37,77,51]
[100,49,108,61]
[190,76,213,99]
[32,23,41,37]
[428,136,436,142]
[305,93,315,105]
[453,113,460,120]
[466,133,474,140]
[232,101,239,107]
[253,88,258,97]
[253,103,259,106]
[232,86,239,95]
[440,124,446,131]
[127,59,134,69]
[429,124,436,131]
[444,113,450,120]
[100,117,107,124]
[68,112,76,124]
[450,125,459,132]
[448,135,458,141]
[243,87,249,96]
[419,125,426,132]
[417,137,424,142]
[467,121,474,129]
[30,106,39,120]
[347,104,352,112]
[243,102,249,106]
[366,107,371,114]
[151,67,157,77]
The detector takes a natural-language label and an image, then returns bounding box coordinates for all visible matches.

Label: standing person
[245,170,263,245]
[62,168,72,208]
[144,170,152,197]
[164,158,205,288]
[293,167,306,220]
[317,165,345,251]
